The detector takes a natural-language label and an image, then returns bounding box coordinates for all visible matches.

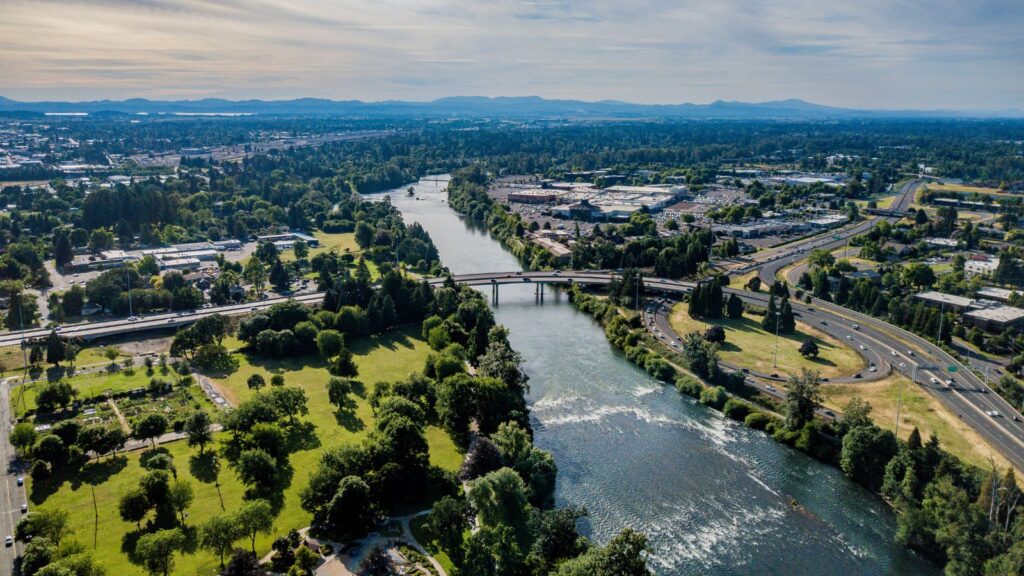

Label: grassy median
[822,375,1016,474]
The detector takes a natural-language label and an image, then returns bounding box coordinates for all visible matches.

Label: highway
[738,179,922,286]
[0,292,325,348]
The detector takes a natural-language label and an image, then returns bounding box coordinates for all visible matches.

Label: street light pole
[773,311,781,368]
[125,265,133,318]
[895,364,915,440]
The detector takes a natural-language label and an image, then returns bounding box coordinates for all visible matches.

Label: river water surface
[373,176,936,575]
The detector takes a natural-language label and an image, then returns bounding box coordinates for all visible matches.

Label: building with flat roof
[508,189,558,204]
[976,287,1018,303]
[914,291,976,311]
[157,257,202,271]
[925,237,959,249]
[965,305,1024,332]
[257,232,319,247]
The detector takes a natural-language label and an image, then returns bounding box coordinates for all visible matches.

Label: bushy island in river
[446,165,1024,575]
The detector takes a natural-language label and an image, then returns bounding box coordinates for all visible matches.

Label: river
[373,176,936,575]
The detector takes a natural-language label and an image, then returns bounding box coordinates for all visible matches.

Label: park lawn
[30,436,272,576]
[31,324,457,576]
[279,231,360,263]
[12,367,156,416]
[668,305,864,379]
[425,425,463,471]
[821,376,1017,475]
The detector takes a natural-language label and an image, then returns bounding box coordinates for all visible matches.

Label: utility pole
[125,265,134,318]
[18,292,28,385]
[895,364,916,440]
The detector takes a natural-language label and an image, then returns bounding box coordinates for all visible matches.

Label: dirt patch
[117,336,173,356]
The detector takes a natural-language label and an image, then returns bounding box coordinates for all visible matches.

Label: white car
[986,410,1001,418]
[930,377,939,384]
[859,345,866,350]
[127,316,140,322]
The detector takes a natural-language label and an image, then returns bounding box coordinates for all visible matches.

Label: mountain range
[0,95,1020,119]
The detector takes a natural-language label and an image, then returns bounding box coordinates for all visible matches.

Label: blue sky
[1,0,1021,109]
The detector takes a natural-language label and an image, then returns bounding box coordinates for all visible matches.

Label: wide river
[373,176,936,575]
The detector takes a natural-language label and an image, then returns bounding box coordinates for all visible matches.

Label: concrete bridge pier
[491,283,499,306]
[535,282,544,304]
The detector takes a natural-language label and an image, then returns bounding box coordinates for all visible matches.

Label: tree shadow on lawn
[347,325,419,356]
[334,403,365,432]
[244,352,329,376]
[284,420,322,452]
[31,455,128,504]
[189,452,227,512]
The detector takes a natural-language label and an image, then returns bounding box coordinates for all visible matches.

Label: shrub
[675,376,703,398]
[722,398,752,421]
[744,411,774,430]
[699,386,728,409]
[644,356,675,382]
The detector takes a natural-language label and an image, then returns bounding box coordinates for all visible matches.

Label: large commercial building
[512,184,688,221]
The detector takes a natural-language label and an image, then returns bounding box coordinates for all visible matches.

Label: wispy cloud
[0,0,1021,109]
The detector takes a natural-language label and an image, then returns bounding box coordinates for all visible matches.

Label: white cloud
[0,0,1021,108]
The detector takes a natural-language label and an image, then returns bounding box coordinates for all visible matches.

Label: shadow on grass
[189,452,221,484]
[348,324,419,356]
[284,420,321,452]
[31,455,128,504]
[334,404,365,432]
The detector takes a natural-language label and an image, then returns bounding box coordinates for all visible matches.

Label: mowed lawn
[668,305,864,379]
[822,376,1016,474]
[279,231,360,263]
[30,324,463,576]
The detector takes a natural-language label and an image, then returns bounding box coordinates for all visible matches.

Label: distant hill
[0,95,1020,119]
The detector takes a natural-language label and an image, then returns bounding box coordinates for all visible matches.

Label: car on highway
[891,350,898,356]
[930,377,939,384]
[859,345,866,350]
[166,319,175,323]
[869,366,877,372]
[128,316,140,322]
[820,320,827,325]
[907,350,915,356]
[16,476,23,486]
[987,410,1001,418]
[20,504,26,514]
[4,536,11,547]
[852,324,860,330]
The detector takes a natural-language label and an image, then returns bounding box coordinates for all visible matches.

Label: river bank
[373,175,937,575]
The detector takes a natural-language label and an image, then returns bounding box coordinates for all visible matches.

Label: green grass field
[668,305,864,378]
[279,231,360,263]
[29,324,462,576]
[822,376,1015,474]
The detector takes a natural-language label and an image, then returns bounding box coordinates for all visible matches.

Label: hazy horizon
[1,0,1022,110]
